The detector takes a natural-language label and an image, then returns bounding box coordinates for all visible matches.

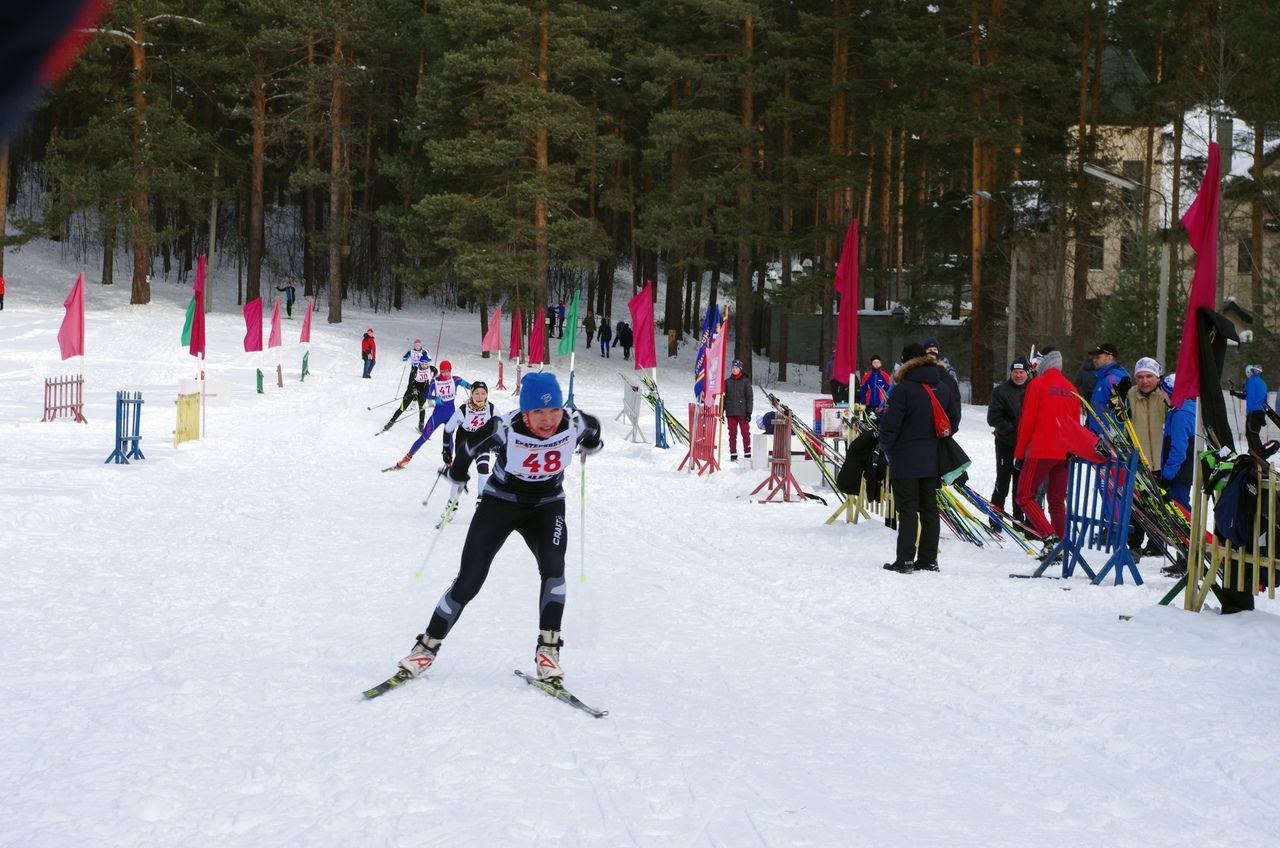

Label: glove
[580,439,604,457]
[1013,457,1024,472]
[442,446,453,466]
[870,449,885,471]
[1094,438,1111,460]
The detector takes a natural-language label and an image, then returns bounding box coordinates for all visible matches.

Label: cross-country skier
[393,380,496,480]
[396,371,604,682]
[382,359,435,432]
[401,338,432,370]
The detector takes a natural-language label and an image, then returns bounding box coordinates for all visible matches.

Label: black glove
[442,445,453,466]
[870,449,885,471]
[1094,438,1111,460]
[1013,457,1024,472]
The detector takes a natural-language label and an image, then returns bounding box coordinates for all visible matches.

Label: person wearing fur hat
[878,342,961,573]
[1230,363,1268,454]
[723,359,754,461]
[986,357,1030,531]
[395,372,603,685]
[1013,347,1080,547]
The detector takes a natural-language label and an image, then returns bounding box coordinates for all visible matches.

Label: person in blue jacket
[856,355,892,415]
[1230,363,1268,454]
[275,279,297,318]
[1085,341,1132,434]
[1159,373,1196,510]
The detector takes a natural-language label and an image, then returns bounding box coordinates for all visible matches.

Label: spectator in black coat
[877,343,961,574]
[614,322,634,360]
[986,356,1030,528]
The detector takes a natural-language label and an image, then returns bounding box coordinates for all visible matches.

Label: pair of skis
[361,668,607,718]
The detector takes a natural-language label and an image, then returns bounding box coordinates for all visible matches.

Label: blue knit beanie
[519,372,564,412]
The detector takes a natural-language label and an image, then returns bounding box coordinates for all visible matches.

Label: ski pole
[421,466,446,506]
[367,396,400,411]
[579,454,588,583]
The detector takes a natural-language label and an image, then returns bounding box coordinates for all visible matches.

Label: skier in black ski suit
[397,371,603,683]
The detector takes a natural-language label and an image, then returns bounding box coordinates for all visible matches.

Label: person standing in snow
[584,311,596,349]
[878,342,960,574]
[615,321,634,360]
[1160,373,1196,510]
[987,356,1030,531]
[275,280,297,318]
[383,359,434,432]
[1126,356,1168,556]
[1085,342,1131,434]
[0,275,6,310]
[856,355,892,415]
[361,328,377,378]
[1013,347,1080,548]
[1230,363,1268,454]
[597,318,612,357]
[723,359,753,462]
[396,372,604,683]
[922,336,957,383]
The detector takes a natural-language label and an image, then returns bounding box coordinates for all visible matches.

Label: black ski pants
[1246,410,1266,454]
[387,381,428,427]
[891,475,941,566]
[426,497,567,641]
[991,440,1024,521]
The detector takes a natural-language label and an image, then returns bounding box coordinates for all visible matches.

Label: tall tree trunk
[734,14,755,364]
[248,61,266,304]
[128,16,151,305]
[304,35,317,298]
[100,205,115,286]
[969,0,998,403]
[327,35,345,324]
[1252,123,1265,317]
[1069,0,1095,348]
[824,0,849,380]
[0,141,9,279]
[534,0,550,361]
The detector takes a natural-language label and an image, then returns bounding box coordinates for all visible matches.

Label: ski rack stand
[1030,452,1142,584]
[751,413,807,503]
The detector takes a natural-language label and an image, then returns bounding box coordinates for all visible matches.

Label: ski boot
[394,453,413,469]
[535,630,565,681]
[398,634,442,678]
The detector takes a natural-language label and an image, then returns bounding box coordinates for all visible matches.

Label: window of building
[1238,237,1254,274]
[1120,232,1141,270]
[1086,233,1104,271]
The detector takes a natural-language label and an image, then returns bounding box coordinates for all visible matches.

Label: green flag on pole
[558,291,580,357]
[181,296,197,346]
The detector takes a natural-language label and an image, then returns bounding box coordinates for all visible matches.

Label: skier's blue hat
[519,372,563,412]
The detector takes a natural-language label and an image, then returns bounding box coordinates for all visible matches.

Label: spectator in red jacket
[1013,347,1079,544]
[361,328,377,378]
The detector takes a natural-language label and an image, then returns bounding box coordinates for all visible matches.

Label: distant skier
[275,280,297,318]
[383,360,434,432]
[401,338,432,370]
[361,328,376,378]
[396,371,604,683]
[1230,363,1268,454]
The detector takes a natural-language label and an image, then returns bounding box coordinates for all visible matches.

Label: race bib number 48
[506,432,574,481]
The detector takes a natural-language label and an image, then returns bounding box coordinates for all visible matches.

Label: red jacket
[1014,368,1084,461]
[361,335,376,360]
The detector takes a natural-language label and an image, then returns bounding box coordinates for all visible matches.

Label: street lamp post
[1082,162,1172,366]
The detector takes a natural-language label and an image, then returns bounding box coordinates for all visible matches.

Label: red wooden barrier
[42,374,88,423]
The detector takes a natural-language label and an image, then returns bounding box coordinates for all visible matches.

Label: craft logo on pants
[552,515,564,547]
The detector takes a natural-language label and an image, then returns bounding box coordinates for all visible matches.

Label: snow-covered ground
[2,240,1279,847]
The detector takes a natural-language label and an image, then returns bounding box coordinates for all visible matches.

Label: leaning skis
[514,669,608,718]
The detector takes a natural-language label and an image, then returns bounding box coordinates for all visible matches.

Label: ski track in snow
[2,240,1279,847]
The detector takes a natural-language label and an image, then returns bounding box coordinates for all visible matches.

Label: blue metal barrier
[1036,451,1142,585]
[654,398,670,450]
[105,391,145,464]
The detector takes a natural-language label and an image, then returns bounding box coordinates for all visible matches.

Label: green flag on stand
[557,291,580,357]
[181,296,196,346]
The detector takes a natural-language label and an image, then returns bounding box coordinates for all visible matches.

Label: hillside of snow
[2,240,1278,847]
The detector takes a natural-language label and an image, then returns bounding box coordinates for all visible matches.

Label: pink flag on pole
[57,272,85,360]
[1172,141,1221,407]
[528,308,546,365]
[628,281,657,370]
[189,256,207,359]
[482,305,503,351]
[832,218,860,387]
[509,307,523,360]
[268,299,282,348]
[243,297,263,352]
[299,298,313,344]
[704,316,730,401]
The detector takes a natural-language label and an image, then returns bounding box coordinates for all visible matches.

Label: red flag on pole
[243,297,263,352]
[299,298,313,344]
[189,256,206,358]
[628,281,658,370]
[832,218,860,388]
[482,305,503,351]
[528,308,546,365]
[57,272,85,359]
[1172,141,1221,408]
[509,307,523,360]
[268,299,282,348]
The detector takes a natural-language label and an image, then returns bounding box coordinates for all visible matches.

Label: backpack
[921,384,952,438]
